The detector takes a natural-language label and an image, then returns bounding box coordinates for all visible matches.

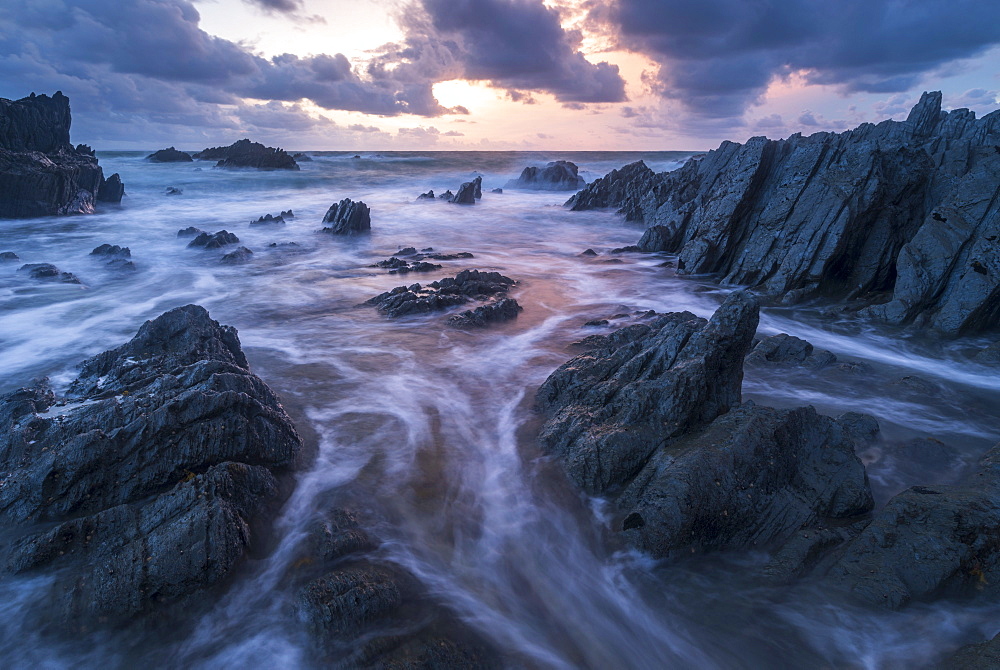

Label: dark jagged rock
[417,190,435,200]
[745,333,837,369]
[370,257,443,274]
[0,92,124,218]
[166,187,183,195]
[250,213,285,226]
[363,269,516,318]
[397,247,417,256]
[1,251,20,261]
[609,245,642,254]
[975,342,1000,365]
[536,292,874,559]
[188,230,239,249]
[506,160,586,191]
[321,198,370,235]
[177,226,205,238]
[193,139,299,170]
[90,244,136,271]
[451,178,478,204]
[579,249,598,257]
[97,173,124,203]
[221,246,254,264]
[438,190,454,201]
[491,187,503,194]
[568,93,1000,335]
[942,634,1000,669]
[421,251,474,261]
[291,152,312,162]
[636,224,674,252]
[146,147,192,162]
[0,305,301,624]
[17,262,81,284]
[448,298,523,328]
[565,160,658,221]
[280,209,294,218]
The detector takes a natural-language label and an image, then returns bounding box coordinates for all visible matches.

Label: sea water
[0,151,998,668]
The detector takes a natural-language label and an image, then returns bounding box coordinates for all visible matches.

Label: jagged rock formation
[451,176,482,204]
[221,246,254,264]
[0,92,124,217]
[506,160,586,190]
[177,226,205,238]
[0,305,301,624]
[17,262,82,284]
[363,269,516,318]
[146,147,193,162]
[188,230,239,249]
[90,243,136,272]
[321,198,371,235]
[0,251,19,261]
[568,92,1000,335]
[193,139,299,170]
[448,297,522,328]
[536,292,874,557]
[250,213,285,226]
[370,256,443,274]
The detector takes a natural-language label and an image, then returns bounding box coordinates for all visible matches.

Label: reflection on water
[0,151,998,668]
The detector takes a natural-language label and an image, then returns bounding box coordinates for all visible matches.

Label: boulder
[177,226,205,238]
[417,190,435,200]
[17,262,81,284]
[448,297,523,328]
[321,198,371,235]
[146,147,193,162]
[166,187,183,195]
[0,305,301,624]
[438,190,454,201]
[188,230,239,249]
[491,188,503,194]
[193,139,299,170]
[363,269,516,318]
[569,93,1000,335]
[221,246,254,264]
[291,152,312,162]
[745,333,838,369]
[250,213,285,226]
[505,160,586,190]
[1,251,20,261]
[0,92,123,218]
[536,292,874,560]
[451,178,478,204]
[90,244,135,271]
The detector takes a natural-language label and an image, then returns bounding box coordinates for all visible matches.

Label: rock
[146,147,192,162]
[0,92,123,218]
[321,198,371,235]
[941,633,1000,669]
[221,246,254,264]
[396,247,417,256]
[1,251,20,261]
[584,319,609,327]
[188,230,239,249]
[448,298,523,328]
[177,226,205,238]
[821,442,1000,609]
[193,139,299,170]
[352,155,361,159]
[291,152,312,162]
[505,160,586,190]
[610,245,642,254]
[745,333,838,369]
[166,187,183,195]
[451,178,478,204]
[636,225,675,252]
[280,209,294,218]
[90,244,136,271]
[97,173,124,203]
[864,436,964,490]
[975,342,1000,365]
[421,251,474,261]
[565,160,658,221]
[363,269,516,318]
[438,190,454,201]
[579,249,598,257]
[417,190,435,200]
[250,213,285,226]
[570,92,1000,335]
[17,262,81,284]
[491,188,503,194]
[370,257,443,274]
[0,305,301,624]
[536,291,874,560]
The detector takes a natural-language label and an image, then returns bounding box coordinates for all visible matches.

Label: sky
[1,0,999,150]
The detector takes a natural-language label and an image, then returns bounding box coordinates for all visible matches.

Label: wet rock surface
[506,160,586,190]
[448,297,523,328]
[18,262,82,284]
[250,213,286,226]
[569,92,1000,335]
[0,92,124,218]
[321,198,371,235]
[221,246,254,264]
[193,139,299,170]
[147,147,193,162]
[363,269,516,318]
[188,230,239,249]
[90,243,136,272]
[0,305,301,624]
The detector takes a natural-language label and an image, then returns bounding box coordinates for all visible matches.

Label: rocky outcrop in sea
[506,160,586,190]
[0,92,125,217]
[193,139,299,170]
[147,147,193,162]
[321,198,371,235]
[363,269,516,318]
[568,92,1000,335]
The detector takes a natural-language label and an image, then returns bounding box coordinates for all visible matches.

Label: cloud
[600,0,1000,120]
[797,111,818,126]
[372,0,627,105]
[442,129,464,136]
[242,0,303,12]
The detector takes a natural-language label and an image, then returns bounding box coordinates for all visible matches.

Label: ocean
[1,151,999,668]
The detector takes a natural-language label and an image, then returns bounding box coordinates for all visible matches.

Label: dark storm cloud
[0,0,462,143]
[242,0,304,12]
[375,0,627,104]
[602,0,1000,118]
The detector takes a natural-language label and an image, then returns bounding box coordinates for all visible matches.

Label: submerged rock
[417,190,435,200]
[363,269,516,318]
[745,333,837,369]
[0,305,301,624]
[147,147,192,162]
[568,93,1000,335]
[1,251,20,261]
[17,262,82,284]
[0,92,124,218]
[221,246,254,264]
[448,297,523,328]
[90,244,136,271]
[166,187,183,195]
[536,292,874,558]
[188,230,239,249]
[370,257,443,274]
[506,160,586,191]
[321,198,371,235]
[193,139,299,170]
[177,226,205,238]
[250,213,285,226]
